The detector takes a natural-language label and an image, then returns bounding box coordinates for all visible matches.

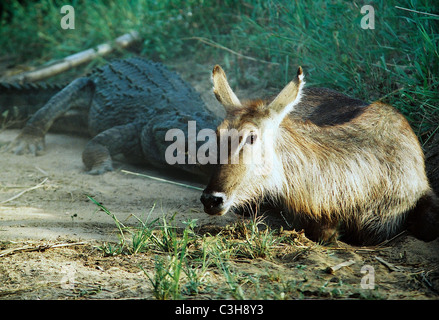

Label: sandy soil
[0,128,237,299]
[0,128,241,238]
[1,130,438,300]
[0,62,438,300]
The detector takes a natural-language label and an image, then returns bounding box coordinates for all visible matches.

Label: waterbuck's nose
[200,192,226,215]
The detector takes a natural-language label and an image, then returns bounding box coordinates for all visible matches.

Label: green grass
[88,195,277,299]
[217,0,439,143]
[87,196,389,300]
[1,0,437,145]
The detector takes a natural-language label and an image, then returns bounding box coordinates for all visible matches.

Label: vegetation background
[0,0,438,144]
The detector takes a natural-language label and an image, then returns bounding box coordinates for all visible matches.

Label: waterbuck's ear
[212,65,242,112]
[268,66,305,123]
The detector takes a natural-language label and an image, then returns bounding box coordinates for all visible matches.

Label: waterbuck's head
[201,65,305,216]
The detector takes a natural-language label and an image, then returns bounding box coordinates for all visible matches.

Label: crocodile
[0,57,220,176]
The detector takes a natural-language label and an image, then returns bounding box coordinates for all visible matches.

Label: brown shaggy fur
[201,65,439,245]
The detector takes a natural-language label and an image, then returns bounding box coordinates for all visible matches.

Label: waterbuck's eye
[246,132,257,145]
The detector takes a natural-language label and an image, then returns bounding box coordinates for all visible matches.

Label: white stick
[0,241,86,258]
[5,31,140,82]
[0,178,48,204]
[121,169,204,191]
[326,259,356,274]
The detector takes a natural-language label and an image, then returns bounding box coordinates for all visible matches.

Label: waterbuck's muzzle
[200,191,228,216]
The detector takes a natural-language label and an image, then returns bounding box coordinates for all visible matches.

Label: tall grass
[0,0,241,62]
[1,0,437,140]
[213,1,438,142]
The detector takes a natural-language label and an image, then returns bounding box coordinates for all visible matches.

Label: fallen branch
[4,31,140,82]
[0,242,86,258]
[0,177,48,204]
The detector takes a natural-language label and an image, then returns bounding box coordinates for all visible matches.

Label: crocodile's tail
[0,82,65,129]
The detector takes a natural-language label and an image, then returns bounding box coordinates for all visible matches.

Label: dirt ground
[0,128,239,299]
[0,62,438,300]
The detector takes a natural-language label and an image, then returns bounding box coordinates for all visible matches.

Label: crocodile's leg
[82,122,143,175]
[4,77,95,155]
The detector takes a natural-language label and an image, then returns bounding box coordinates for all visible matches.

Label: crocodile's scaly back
[2,57,221,177]
[88,58,215,135]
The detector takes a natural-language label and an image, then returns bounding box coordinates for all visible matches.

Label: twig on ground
[376,230,407,247]
[374,256,405,272]
[0,241,87,258]
[0,177,48,204]
[121,169,204,191]
[326,259,356,274]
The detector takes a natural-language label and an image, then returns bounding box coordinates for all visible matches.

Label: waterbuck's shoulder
[289,87,369,126]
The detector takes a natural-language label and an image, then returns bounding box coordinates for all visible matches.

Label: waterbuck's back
[289,87,367,125]
[278,89,431,243]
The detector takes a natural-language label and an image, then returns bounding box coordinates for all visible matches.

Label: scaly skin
[1,57,220,177]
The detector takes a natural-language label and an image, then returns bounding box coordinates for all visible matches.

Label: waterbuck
[200,65,439,245]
